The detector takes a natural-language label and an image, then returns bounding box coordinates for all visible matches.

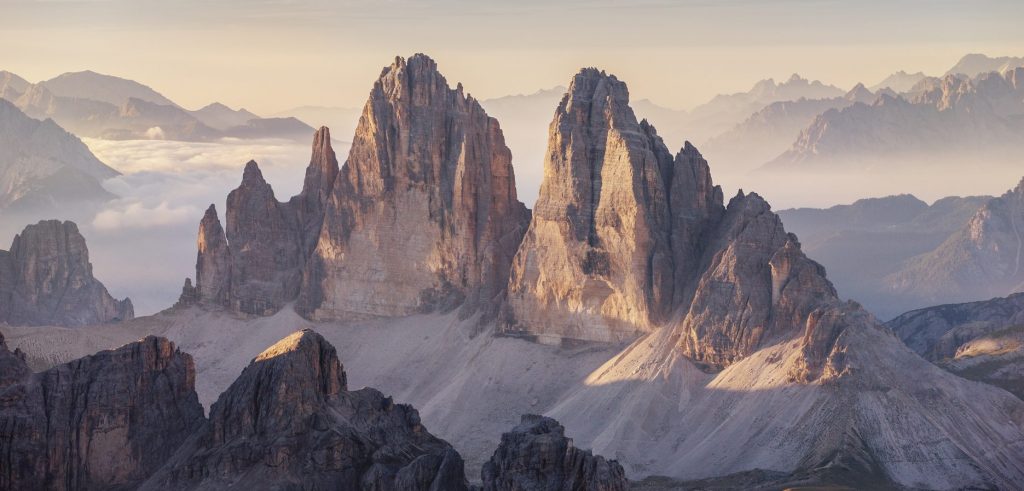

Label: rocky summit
[0,335,204,490]
[298,54,530,320]
[505,68,720,343]
[180,126,339,315]
[503,68,848,377]
[481,414,628,491]
[0,220,133,326]
[182,54,530,321]
[143,329,470,490]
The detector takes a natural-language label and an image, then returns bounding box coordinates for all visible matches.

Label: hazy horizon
[4,0,1023,114]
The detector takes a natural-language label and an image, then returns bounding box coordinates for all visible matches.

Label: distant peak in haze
[39,70,178,107]
[945,53,1024,78]
[870,70,928,93]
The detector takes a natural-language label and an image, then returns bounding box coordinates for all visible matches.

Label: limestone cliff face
[505,69,714,343]
[503,69,850,374]
[143,330,470,490]
[0,336,204,490]
[481,415,627,491]
[298,54,530,319]
[223,161,304,315]
[0,220,133,326]
[180,126,339,315]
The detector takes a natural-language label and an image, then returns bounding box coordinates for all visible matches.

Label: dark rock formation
[143,329,469,490]
[0,220,133,326]
[223,161,304,315]
[0,336,204,490]
[180,126,339,315]
[298,54,530,320]
[481,414,627,491]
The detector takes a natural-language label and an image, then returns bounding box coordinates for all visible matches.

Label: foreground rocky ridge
[0,333,203,490]
[2,326,627,490]
[0,220,133,326]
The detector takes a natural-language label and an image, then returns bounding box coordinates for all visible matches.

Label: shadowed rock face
[0,220,133,326]
[142,329,470,490]
[181,126,339,315]
[298,54,530,320]
[481,414,627,491]
[0,335,204,490]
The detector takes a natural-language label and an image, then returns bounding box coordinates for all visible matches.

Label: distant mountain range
[886,177,1024,307]
[0,70,313,141]
[0,98,118,211]
[945,53,1024,77]
[767,67,1024,170]
[779,193,992,319]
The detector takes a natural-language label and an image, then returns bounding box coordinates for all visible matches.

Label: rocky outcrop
[193,204,231,306]
[184,67,530,320]
[143,329,470,490]
[0,336,204,490]
[298,54,530,320]
[180,126,338,315]
[504,69,844,370]
[505,69,721,343]
[481,414,627,491]
[0,220,133,326]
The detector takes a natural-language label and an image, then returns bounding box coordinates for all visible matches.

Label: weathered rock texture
[481,414,627,491]
[185,56,529,321]
[0,335,204,490]
[0,220,133,326]
[298,54,530,320]
[143,329,470,490]
[505,69,724,343]
[180,127,339,315]
[504,69,848,374]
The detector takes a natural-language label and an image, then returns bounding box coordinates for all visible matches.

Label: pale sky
[2,0,1023,114]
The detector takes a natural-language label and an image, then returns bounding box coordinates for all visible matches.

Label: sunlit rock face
[481,414,628,491]
[505,69,724,343]
[0,220,133,326]
[297,54,530,320]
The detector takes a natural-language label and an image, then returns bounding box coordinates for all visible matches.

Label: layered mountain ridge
[0,99,118,211]
[0,69,314,141]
